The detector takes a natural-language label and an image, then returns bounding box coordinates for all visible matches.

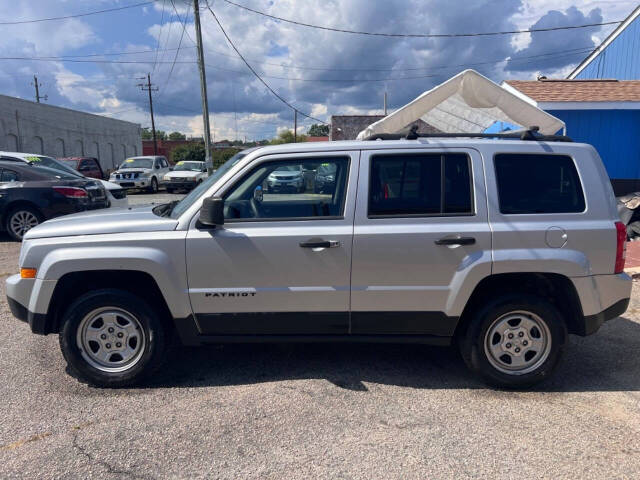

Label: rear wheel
[59,289,167,387]
[5,206,42,241]
[459,294,566,389]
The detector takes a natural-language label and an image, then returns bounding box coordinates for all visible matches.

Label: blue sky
[0,0,636,140]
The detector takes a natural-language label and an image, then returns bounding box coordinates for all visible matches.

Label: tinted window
[369,153,472,216]
[1,169,19,182]
[223,157,349,221]
[494,154,585,214]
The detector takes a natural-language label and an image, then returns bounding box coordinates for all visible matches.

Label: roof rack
[363,125,573,142]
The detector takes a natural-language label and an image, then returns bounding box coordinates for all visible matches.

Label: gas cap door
[545,226,567,248]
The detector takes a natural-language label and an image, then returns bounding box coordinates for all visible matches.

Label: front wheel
[148,177,158,193]
[459,294,566,389]
[59,289,167,387]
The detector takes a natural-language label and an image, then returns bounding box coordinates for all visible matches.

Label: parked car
[5,135,632,388]
[0,152,127,209]
[0,160,108,240]
[314,162,337,193]
[58,157,104,179]
[266,164,304,193]
[109,156,170,192]
[163,161,208,193]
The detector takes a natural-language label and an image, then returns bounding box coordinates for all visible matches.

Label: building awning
[356,69,565,139]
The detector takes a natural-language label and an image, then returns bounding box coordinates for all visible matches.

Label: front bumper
[166,180,197,190]
[110,178,152,189]
[6,274,55,335]
[7,295,48,334]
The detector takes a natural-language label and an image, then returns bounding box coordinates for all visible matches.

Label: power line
[169,0,197,45]
[0,0,158,25]
[152,0,168,74]
[205,2,323,124]
[161,0,193,92]
[0,47,592,83]
[221,0,622,38]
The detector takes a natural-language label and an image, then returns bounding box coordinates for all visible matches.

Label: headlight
[163,175,171,181]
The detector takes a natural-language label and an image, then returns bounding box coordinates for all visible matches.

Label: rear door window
[0,169,19,182]
[494,154,585,214]
[368,153,473,217]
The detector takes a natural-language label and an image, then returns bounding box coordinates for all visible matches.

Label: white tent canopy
[356,69,565,139]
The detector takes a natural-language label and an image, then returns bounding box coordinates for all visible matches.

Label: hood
[24,205,178,240]
[165,170,200,178]
[114,169,151,175]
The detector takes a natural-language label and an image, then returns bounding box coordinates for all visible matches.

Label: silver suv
[6,135,631,388]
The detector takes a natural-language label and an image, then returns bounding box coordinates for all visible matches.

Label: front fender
[23,232,190,319]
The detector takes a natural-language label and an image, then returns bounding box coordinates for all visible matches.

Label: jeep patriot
[6,135,631,388]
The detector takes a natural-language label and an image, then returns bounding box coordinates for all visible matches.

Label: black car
[0,160,109,241]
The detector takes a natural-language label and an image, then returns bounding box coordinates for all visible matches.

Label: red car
[58,157,104,180]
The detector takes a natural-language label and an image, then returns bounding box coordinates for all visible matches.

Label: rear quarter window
[494,153,585,214]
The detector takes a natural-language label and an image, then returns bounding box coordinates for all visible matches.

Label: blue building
[503,6,640,195]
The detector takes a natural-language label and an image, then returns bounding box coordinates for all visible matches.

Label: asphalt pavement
[2,196,640,478]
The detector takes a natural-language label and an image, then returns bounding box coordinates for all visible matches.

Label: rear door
[350,148,491,337]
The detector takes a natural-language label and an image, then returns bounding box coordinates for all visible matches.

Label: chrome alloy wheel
[9,210,39,239]
[484,310,552,375]
[76,307,146,373]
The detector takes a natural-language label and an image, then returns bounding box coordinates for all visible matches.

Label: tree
[141,128,166,140]
[307,124,329,137]
[212,148,241,168]
[168,131,186,140]
[172,143,205,163]
[269,130,308,145]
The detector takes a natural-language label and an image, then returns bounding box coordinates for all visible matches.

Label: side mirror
[155,165,160,169]
[199,197,224,227]
[169,166,174,171]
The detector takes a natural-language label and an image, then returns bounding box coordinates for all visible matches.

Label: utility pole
[193,0,213,173]
[31,75,47,103]
[384,91,388,116]
[138,74,159,155]
[294,109,297,142]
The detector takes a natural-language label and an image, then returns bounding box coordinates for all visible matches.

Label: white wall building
[0,94,141,171]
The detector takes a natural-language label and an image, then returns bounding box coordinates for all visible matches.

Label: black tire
[459,294,566,389]
[148,177,158,193]
[5,205,43,241]
[59,289,168,387]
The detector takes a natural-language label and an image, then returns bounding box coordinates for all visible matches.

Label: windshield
[24,155,83,178]
[174,161,204,172]
[121,158,152,169]
[168,154,246,219]
[59,159,78,168]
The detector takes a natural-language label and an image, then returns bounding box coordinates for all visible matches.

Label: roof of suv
[245,139,592,157]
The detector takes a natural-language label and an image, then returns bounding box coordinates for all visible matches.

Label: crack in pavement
[71,431,156,480]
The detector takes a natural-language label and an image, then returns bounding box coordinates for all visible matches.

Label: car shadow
[140,315,640,393]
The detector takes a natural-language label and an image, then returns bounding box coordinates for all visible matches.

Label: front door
[185,151,359,336]
[350,148,491,337]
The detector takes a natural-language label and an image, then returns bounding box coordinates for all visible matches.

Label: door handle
[435,236,476,246]
[299,240,340,248]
